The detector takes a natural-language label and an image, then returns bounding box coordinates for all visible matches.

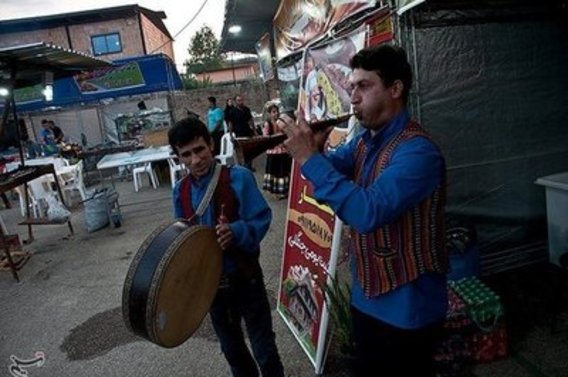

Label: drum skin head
[122,221,222,348]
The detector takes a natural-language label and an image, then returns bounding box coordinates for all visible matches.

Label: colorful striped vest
[351,121,448,297]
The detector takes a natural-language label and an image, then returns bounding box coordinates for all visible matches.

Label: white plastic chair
[133,162,159,192]
[24,177,55,217]
[14,185,39,218]
[166,157,186,189]
[59,161,87,205]
[216,132,235,165]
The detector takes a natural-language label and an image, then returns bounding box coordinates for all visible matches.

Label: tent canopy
[0,42,111,89]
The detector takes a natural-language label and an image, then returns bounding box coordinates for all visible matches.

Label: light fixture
[43,85,53,102]
[43,71,54,102]
[0,87,9,97]
[228,25,242,35]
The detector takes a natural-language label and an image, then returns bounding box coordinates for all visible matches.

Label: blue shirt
[301,110,447,329]
[172,164,271,274]
[207,107,224,134]
[40,128,55,145]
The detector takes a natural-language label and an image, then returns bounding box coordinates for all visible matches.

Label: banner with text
[277,161,338,373]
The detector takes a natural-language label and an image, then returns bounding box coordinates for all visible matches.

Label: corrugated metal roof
[0,42,111,88]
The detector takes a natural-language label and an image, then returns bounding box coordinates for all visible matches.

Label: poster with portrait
[298,28,366,151]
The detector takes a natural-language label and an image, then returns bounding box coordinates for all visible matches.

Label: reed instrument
[232,114,352,165]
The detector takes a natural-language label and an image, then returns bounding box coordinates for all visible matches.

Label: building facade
[0,5,174,62]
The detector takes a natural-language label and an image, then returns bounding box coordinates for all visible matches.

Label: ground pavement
[1,162,567,377]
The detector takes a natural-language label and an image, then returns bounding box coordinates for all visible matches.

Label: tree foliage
[183,25,223,75]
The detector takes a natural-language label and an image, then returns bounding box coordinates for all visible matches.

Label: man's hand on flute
[277,114,333,166]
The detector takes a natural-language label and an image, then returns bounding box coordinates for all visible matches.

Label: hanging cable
[149,0,211,54]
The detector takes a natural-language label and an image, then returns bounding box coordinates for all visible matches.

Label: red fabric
[179,166,238,223]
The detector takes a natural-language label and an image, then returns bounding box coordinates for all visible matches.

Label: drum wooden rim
[122,221,222,348]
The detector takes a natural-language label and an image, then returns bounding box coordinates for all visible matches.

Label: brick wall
[0,14,173,62]
[68,16,144,58]
[140,14,174,62]
[0,27,69,49]
[169,81,274,125]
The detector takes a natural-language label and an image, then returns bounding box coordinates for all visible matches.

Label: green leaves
[320,274,355,356]
[184,25,223,75]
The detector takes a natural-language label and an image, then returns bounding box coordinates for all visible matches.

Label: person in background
[168,117,285,377]
[230,95,256,170]
[230,95,255,138]
[262,104,291,199]
[39,119,59,156]
[278,44,448,377]
[207,96,225,156]
[48,120,64,143]
[224,97,236,134]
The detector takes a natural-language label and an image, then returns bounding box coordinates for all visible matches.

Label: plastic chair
[216,132,235,165]
[59,161,87,205]
[25,177,55,217]
[166,157,186,189]
[133,162,159,192]
[14,185,40,218]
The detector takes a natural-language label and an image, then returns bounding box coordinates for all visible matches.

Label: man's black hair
[208,96,217,105]
[168,116,211,155]
[350,44,412,103]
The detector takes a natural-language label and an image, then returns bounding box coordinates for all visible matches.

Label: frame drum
[122,220,222,348]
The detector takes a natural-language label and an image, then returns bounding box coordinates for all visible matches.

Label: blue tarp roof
[6,53,183,112]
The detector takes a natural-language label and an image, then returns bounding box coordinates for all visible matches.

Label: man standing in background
[207,96,224,156]
[230,95,256,170]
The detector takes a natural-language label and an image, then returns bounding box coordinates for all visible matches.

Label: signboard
[277,29,366,374]
[274,0,376,60]
[367,9,394,46]
[6,54,182,113]
[74,62,145,94]
[256,33,275,82]
[277,162,342,373]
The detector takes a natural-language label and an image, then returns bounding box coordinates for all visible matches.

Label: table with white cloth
[96,145,176,187]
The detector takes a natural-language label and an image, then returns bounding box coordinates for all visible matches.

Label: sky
[0,0,228,73]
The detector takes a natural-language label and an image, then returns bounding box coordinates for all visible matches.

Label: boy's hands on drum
[215,223,233,250]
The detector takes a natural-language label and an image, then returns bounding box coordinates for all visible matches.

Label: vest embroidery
[351,121,448,297]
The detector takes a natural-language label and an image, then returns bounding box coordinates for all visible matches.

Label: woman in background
[262,104,291,199]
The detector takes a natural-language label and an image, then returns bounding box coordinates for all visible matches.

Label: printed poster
[276,56,303,112]
[74,62,145,94]
[298,28,366,150]
[277,161,340,373]
[256,33,275,82]
[274,0,376,60]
